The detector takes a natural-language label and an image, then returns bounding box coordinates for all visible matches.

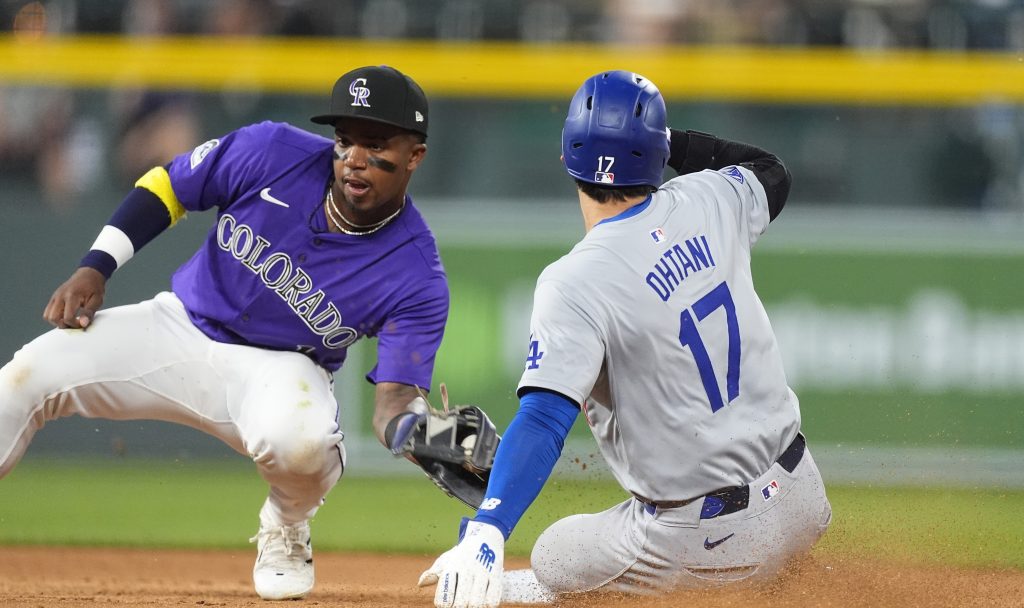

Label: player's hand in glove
[44,267,106,329]
[385,388,500,509]
[419,519,504,608]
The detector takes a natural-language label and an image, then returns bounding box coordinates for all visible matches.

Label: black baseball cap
[311,65,428,138]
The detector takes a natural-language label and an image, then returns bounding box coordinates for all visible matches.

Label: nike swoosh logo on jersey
[259,187,290,208]
[703,533,735,550]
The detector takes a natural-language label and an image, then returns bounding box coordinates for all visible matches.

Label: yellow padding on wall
[1,35,1023,105]
[135,166,186,226]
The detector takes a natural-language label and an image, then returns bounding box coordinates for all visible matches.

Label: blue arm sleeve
[472,390,579,539]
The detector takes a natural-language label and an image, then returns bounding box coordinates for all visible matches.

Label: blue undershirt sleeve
[472,389,579,539]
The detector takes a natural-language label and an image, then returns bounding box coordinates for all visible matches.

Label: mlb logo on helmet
[761,479,780,501]
[562,70,668,188]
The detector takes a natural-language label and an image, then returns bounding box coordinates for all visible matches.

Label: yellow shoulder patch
[135,166,187,226]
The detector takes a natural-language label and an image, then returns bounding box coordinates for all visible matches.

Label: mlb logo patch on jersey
[721,166,745,183]
[595,171,615,184]
[761,479,780,501]
[650,228,666,243]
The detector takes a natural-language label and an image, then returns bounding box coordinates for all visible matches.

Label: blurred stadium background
[1,0,1022,488]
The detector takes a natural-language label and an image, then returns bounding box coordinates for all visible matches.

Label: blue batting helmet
[562,70,670,188]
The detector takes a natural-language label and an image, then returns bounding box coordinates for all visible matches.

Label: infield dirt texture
[1,546,1021,607]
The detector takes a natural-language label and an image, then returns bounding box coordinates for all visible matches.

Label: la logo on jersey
[349,78,371,107]
[525,334,545,370]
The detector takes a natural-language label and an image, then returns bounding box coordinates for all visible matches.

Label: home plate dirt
[0,546,1020,607]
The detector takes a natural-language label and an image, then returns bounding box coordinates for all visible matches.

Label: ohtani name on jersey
[216,213,358,349]
[645,234,717,302]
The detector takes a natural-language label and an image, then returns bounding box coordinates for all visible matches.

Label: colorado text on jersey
[216,213,358,348]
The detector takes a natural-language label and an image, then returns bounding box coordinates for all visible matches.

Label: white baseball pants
[525,447,831,596]
[0,291,345,526]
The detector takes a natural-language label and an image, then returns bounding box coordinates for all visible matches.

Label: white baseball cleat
[250,522,315,600]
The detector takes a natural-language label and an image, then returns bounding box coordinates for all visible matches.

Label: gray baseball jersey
[518,165,800,502]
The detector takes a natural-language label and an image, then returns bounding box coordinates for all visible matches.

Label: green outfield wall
[431,214,1024,486]
[424,236,1024,451]
[2,196,1021,485]
[1,37,1021,484]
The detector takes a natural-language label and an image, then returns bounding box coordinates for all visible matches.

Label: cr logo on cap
[349,78,371,107]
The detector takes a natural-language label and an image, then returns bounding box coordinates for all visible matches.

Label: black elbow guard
[744,158,791,221]
[668,129,718,175]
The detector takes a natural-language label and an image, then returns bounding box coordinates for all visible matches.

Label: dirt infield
[0,546,1020,607]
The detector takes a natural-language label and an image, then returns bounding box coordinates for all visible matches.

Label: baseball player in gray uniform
[0,66,453,601]
[418,70,832,607]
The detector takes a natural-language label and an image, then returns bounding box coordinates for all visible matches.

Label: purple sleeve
[366,274,449,390]
[166,123,271,212]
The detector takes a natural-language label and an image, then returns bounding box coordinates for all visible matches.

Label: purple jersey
[166,121,448,387]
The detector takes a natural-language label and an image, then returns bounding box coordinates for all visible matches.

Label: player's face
[332,118,426,218]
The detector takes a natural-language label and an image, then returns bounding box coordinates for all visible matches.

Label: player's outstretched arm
[43,267,106,329]
[372,381,427,446]
[667,129,791,220]
[382,382,501,509]
[417,390,578,607]
[46,165,186,329]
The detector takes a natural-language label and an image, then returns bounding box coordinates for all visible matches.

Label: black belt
[634,432,806,519]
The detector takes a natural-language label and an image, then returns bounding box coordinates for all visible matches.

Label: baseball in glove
[385,385,500,509]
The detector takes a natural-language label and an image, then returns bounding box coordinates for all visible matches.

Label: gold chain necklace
[326,184,404,236]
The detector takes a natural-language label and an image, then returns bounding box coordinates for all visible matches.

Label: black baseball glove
[385,397,500,509]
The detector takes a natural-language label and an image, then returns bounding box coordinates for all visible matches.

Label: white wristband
[89,225,135,269]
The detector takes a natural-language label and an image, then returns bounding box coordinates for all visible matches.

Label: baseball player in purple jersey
[0,66,449,600]
[418,70,832,607]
